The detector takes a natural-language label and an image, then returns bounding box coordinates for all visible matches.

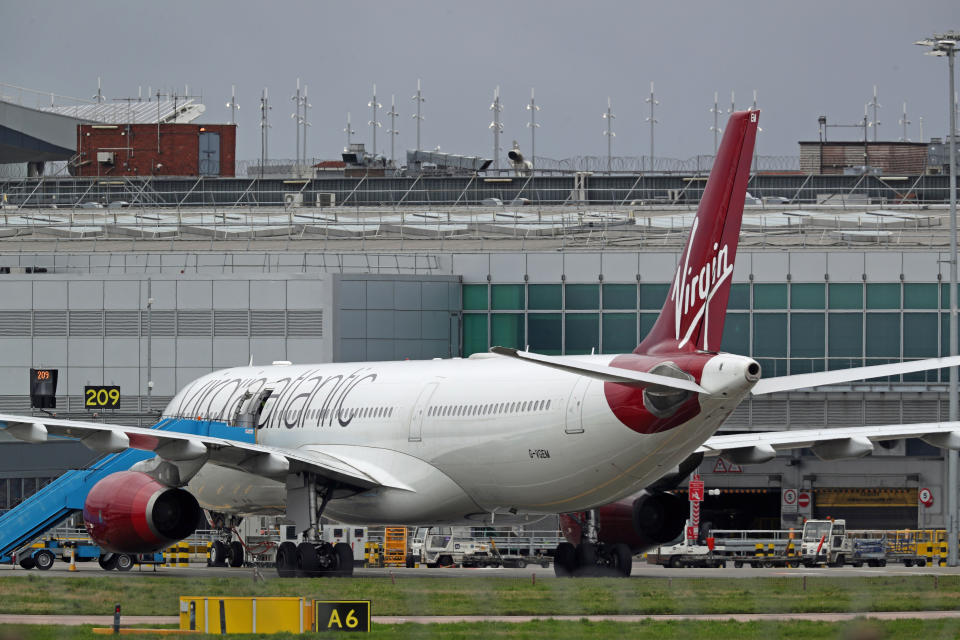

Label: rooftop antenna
[93,77,104,104]
[868,85,882,141]
[411,78,425,152]
[919,115,924,143]
[302,84,311,167]
[344,111,356,151]
[899,101,911,141]
[710,91,722,155]
[645,81,658,172]
[489,86,503,170]
[387,94,399,167]
[259,87,271,178]
[728,89,735,115]
[368,84,382,156]
[226,84,239,125]
[752,89,759,169]
[291,78,309,174]
[526,87,540,172]
[602,96,616,173]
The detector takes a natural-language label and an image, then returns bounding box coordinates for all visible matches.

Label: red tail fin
[637,110,759,354]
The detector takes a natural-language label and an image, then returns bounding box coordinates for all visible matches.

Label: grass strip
[5,619,960,640]
[1,574,959,617]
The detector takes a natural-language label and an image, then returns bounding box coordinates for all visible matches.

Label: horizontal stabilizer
[489,347,705,393]
[751,356,960,395]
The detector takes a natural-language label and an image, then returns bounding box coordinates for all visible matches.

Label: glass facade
[461,282,960,382]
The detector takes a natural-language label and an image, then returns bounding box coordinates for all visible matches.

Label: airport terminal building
[0,169,957,533]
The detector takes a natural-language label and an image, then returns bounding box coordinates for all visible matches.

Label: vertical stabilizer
[637,110,759,354]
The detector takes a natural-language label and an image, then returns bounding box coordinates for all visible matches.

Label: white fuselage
[165,353,755,525]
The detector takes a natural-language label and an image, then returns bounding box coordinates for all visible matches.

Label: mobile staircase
[0,417,253,563]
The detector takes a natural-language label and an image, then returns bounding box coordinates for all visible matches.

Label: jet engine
[82,471,201,553]
[560,490,687,553]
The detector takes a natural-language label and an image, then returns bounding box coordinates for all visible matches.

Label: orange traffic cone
[69,548,78,572]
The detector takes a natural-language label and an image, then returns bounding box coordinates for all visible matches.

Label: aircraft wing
[750,355,960,395]
[0,413,401,492]
[697,422,960,464]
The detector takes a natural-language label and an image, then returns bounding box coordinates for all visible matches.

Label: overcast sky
[2,1,958,164]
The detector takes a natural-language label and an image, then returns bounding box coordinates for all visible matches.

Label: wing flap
[0,413,388,491]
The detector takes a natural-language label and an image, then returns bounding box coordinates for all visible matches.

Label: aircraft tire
[210,541,228,567]
[334,542,354,577]
[554,542,576,577]
[296,542,320,577]
[575,543,598,576]
[612,543,633,577]
[228,541,244,568]
[276,541,297,577]
[98,554,118,571]
[115,554,134,572]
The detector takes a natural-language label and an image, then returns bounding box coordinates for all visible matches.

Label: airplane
[3,109,960,579]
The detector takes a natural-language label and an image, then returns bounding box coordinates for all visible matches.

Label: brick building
[73,123,236,177]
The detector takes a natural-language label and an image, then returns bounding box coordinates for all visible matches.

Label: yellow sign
[815,488,915,508]
[314,601,370,633]
[85,386,121,408]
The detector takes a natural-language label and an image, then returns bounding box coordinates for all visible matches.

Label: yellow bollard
[69,547,78,572]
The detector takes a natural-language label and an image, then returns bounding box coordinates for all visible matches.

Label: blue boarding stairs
[0,417,254,562]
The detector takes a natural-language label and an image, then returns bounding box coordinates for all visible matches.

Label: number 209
[85,386,120,408]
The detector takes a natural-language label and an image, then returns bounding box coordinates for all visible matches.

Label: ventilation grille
[142,310,175,336]
[251,311,286,337]
[287,310,323,337]
[105,311,140,336]
[33,311,67,336]
[69,311,104,336]
[177,311,212,337]
[214,311,249,336]
[0,311,31,336]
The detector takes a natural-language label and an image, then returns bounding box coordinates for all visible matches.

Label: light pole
[645,82,658,172]
[387,95,399,167]
[226,84,239,125]
[868,85,882,141]
[344,112,355,151]
[526,88,540,172]
[411,78,425,152]
[368,84,381,156]
[489,86,503,171]
[602,97,615,174]
[710,91,722,155]
[916,30,959,566]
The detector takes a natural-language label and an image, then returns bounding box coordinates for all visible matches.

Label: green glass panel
[865,313,900,357]
[462,284,488,311]
[828,314,863,357]
[754,284,787,310]
[491,313,524,349]
[602,313,637,353]
[565,284,599,310]
[528,313,562,355]
[602,284,637,310]
[791,283,825,310]
[904,313,938,382]
[639,313,659,340]
[462,314,488,356]
[528,284,561,310]
[904,283,938,309]
[829,283,863,310]
[639,284,669,310]
[491,284,524,310]
[728,283,750,310]
[753,314,787,357]
[565,314,599,355]
[720,313,749,356]
[791,313,825,357]
[940,283,960,309]
[866,283,900,309]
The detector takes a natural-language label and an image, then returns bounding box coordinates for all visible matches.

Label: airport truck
[800,519,886,567]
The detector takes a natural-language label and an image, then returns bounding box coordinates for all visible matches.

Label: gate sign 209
[84,386,121,409]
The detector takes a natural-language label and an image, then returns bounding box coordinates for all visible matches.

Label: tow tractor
[800,519,886,567]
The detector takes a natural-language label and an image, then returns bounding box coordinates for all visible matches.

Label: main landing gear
[554,510,633,577]
[207,513,245,568]
[275,474,354,578]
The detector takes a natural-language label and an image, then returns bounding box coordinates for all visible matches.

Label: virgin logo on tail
[670,216,733,350]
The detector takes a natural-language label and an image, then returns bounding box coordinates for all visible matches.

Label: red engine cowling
[82,471,201,553]
[560,491,687,553]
